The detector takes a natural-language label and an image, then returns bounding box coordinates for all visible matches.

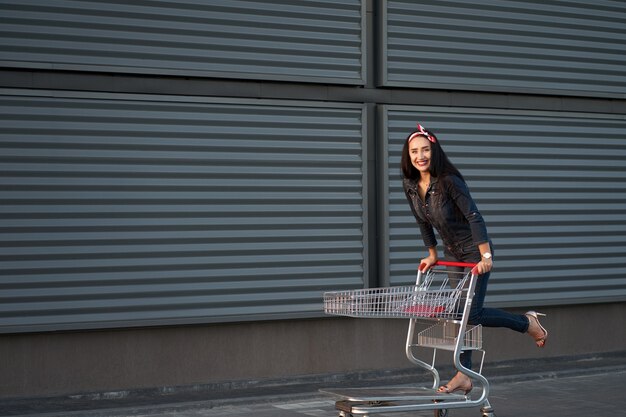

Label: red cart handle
[435,260,477,268]
[420,260,479,275]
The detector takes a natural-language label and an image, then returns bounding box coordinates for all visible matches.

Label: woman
[401,123,548,395]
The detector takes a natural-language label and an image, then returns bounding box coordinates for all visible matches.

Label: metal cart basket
[320,261,495,417]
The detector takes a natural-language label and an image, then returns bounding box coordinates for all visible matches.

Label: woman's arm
[446,175,493,274]
[419,246,439,272]
[476,241,493,274]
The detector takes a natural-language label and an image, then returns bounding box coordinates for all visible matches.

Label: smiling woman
[400,123,549,395]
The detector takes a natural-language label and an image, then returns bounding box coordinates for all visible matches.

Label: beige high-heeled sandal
[437,382,473,395]
[437,373,473,395]
[525,311,548,347]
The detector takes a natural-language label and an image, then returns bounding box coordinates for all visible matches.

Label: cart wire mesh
[324,268,471,320]
[416,321,483,351]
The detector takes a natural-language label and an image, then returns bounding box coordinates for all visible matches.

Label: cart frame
[321,261,495,417]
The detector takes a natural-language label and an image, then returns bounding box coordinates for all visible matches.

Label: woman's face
[408,135,432,173]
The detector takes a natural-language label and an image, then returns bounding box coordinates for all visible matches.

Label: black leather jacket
[403,174,490,261]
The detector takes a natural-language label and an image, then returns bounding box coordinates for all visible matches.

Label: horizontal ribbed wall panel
[0,91,366,333]
[0,0,365,84]
[382,0,626,97]
[382,106,626,307]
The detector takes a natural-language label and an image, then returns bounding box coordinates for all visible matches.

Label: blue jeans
[447,266,530,370]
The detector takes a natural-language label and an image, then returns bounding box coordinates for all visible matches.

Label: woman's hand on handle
[419,247,439,272]
[419,256,438,273]
[475,258,493,275]
[475,242,493,275]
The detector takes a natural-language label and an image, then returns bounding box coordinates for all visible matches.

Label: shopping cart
[320,261,495,417]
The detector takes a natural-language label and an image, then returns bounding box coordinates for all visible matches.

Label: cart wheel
[480,405,495,417]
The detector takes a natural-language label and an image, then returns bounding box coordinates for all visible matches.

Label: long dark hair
[400,129,464,181]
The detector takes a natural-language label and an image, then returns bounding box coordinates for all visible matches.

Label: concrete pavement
[2,352,625,417]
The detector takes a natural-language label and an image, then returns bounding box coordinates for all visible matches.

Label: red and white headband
[407,123,436,143]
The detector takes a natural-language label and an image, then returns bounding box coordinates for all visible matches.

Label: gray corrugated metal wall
[0,91,367,333]
[1,0,625,335]
[382,106,626,306]
[0,0,365,84]
[382,0,626,97]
